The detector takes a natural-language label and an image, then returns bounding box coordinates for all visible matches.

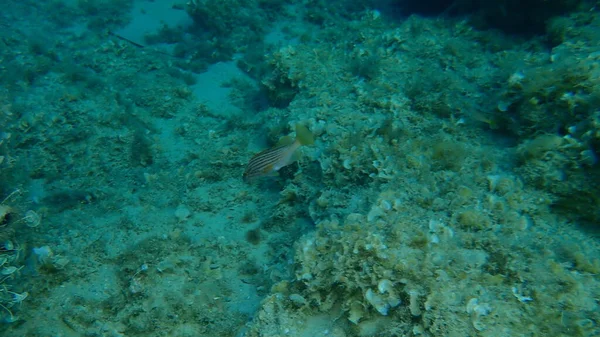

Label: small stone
[175,205,191,221]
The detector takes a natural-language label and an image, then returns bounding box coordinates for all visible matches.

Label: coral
[0,116,38,325]
[0,192,29,323]
[185,0,286,59]
[486,11,600,225]
[293,213,430,331]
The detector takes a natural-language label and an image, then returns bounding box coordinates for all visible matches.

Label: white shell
[24,210,41,228]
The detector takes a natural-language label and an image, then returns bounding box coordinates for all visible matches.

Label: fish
[243,124,314,182]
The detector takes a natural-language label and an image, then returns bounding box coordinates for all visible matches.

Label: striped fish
[243,124,314,182]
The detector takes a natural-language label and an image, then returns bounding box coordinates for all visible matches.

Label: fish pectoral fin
[261,163,275,173]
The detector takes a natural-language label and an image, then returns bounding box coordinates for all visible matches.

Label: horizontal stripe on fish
[249,144,290,168]
[244,145,291,178]
[243,124,315,182]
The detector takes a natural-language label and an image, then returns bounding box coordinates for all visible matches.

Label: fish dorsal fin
[276,136,295,146]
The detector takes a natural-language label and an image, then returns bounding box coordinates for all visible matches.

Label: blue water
[0,0,599,336]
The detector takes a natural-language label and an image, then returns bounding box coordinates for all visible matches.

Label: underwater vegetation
[241,4,600,335]
[488,10,600,225]
[0,0,599,336]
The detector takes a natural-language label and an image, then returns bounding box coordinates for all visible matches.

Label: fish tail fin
[295,124,314,146]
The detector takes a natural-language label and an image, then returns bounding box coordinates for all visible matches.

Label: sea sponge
[454,209,491,230]
[517,134,564,161]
